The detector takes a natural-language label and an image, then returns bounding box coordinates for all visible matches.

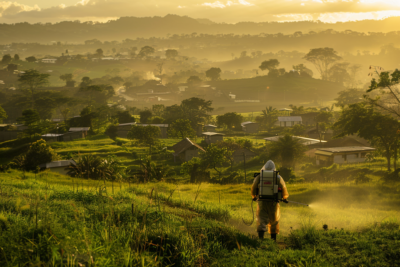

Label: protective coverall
[251,160,289,239]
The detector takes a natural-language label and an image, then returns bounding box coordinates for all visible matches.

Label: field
[0,136,400,266]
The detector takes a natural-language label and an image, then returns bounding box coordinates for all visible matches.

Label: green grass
[0,169,399,266]
[1,135,400,265]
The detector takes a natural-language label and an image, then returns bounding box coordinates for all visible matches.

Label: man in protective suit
[251,160,289,241]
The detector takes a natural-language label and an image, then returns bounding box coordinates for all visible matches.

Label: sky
[1,0,400,24]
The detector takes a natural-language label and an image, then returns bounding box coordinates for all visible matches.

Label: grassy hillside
[0,169,399,266]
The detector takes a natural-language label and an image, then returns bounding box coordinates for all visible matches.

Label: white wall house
[315,146,375,165]
[277,116,302,127]
[42,59,57,63]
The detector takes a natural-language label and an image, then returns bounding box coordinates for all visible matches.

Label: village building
[276,116,302,127]
[264,136,326,147]
[232,148,257,163]
[116,122,136,138]
[202,132,224,144]
[315,146,375,166]
[171,138,205,162]
[204,124,218,132]
[323,136,369,148]
[69,127,90,138]
[241,121,259,134]
[39,159,76,175]
[41,59,57,63]
[41,133,64,142]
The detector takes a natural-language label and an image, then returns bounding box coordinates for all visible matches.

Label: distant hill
[210,75,345,104]
[0,14,400,43]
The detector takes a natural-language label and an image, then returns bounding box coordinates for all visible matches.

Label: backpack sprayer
[242,171,308,226]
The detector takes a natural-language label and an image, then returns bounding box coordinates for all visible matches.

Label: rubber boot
[271,234,277,242]
[258,231,265,239]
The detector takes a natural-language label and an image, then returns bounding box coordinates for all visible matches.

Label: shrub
[24,139,58,171]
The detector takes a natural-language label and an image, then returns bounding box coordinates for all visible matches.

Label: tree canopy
[304,47,342,80]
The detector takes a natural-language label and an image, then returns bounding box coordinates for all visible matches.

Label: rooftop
[241,121,257,126]
[278,116,302,122]
[118,122,136,126]
[42,133,63,137]
[136,124,169,127]
[264,136,326,145]
[204,124,217,128]
[202,132,225,136]
[69,127,90,131]
[171,138,205,155]
[316,146,375,153]
[39,159,76,169]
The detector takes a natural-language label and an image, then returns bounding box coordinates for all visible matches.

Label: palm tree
[259,106,278,130]
[267,134,307,169]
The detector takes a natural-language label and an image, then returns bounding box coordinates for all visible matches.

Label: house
[171,138,205,162]
[62,131,86,141]
[276,116,302,127]
[264,136,326,146]
[69,127,90,138]
[41,133,64,142]
[204,124,218,132]
[306,128,334,141]
[202,132,225,144]
[315,146,375,166]
[116,122,136,138]
[241,121,259,134]
[232,148,257,163]
[42,59,57,64]
[39,159,76,175]
[323,137,369,148]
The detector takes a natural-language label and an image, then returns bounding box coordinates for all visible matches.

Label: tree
[105,124,118,140]
[259,59,279,72]
[165,49,178,59]
[181,97,213,128]
[268,134,306,169]
[181,157,209,183]
[200,144,230,182]
[18,70,50,109]
[216,112,243,130]
[328,62,350,85]
[293,64,313,78]
[169,119,196,139]
[96,48,104,57]
[14,54,20,61]
[114,110,135,123]
[139,110,153,123]
[67,154,122,180]
[0,105,7,123]
[304,48,342,80]
[25,56,37,62]
[315,111,333,124]
[1,54,11,64]
[127,125,160,148]
[152,104,165,116]
[24,139,59,171]
[366,69,400,118]
[256,106,278,130]
[205,67,222,81]
[59,73,75,87]
[268,68,286,78]
[7,64,17,72]
[334,89,364,108]
[18,109,40,126]
[334,103,400,171]
[187,76,202,86]
[138,46,155,58]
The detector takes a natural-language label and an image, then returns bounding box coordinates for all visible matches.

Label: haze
[2,0,400,23]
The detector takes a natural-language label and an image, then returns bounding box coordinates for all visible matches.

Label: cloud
[0,0,399,23]
[0,1,40,17]
[201,0,254,8]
